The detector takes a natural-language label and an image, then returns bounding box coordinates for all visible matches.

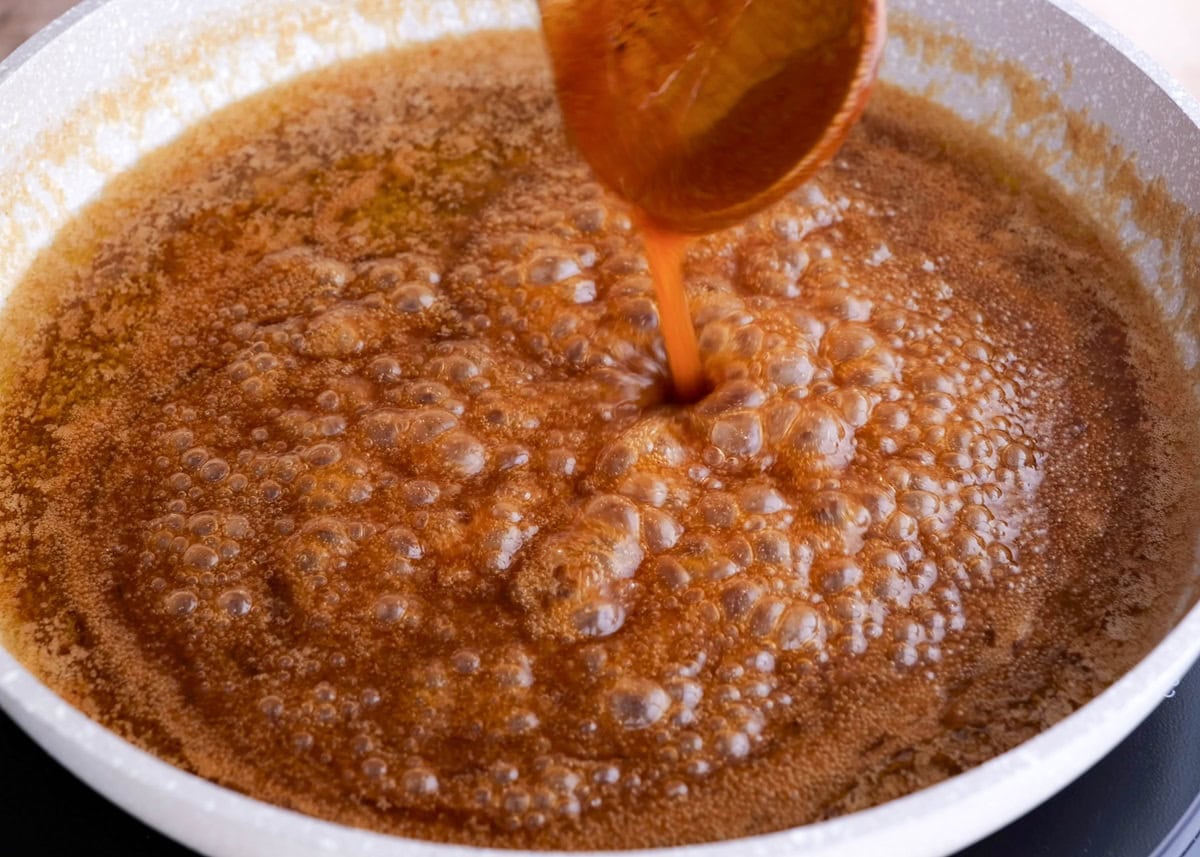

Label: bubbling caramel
[1,30,1198,851]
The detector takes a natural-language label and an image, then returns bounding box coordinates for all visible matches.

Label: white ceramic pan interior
[1,1,1199,856]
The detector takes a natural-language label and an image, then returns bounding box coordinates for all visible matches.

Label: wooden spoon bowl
[540,0,887,234]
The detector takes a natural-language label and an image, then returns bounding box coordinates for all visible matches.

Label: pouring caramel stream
[640,224,706,400]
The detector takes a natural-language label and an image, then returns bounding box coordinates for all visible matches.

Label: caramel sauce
[0,31,1198,850]
[640,225,706,400]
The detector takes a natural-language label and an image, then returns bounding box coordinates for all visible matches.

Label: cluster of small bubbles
[513,493,646,642]
[143,494,261,623]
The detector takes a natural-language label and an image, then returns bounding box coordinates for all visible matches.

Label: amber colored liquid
[640,225,705,400]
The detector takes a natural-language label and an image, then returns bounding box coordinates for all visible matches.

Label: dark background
[0,0,76,58]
